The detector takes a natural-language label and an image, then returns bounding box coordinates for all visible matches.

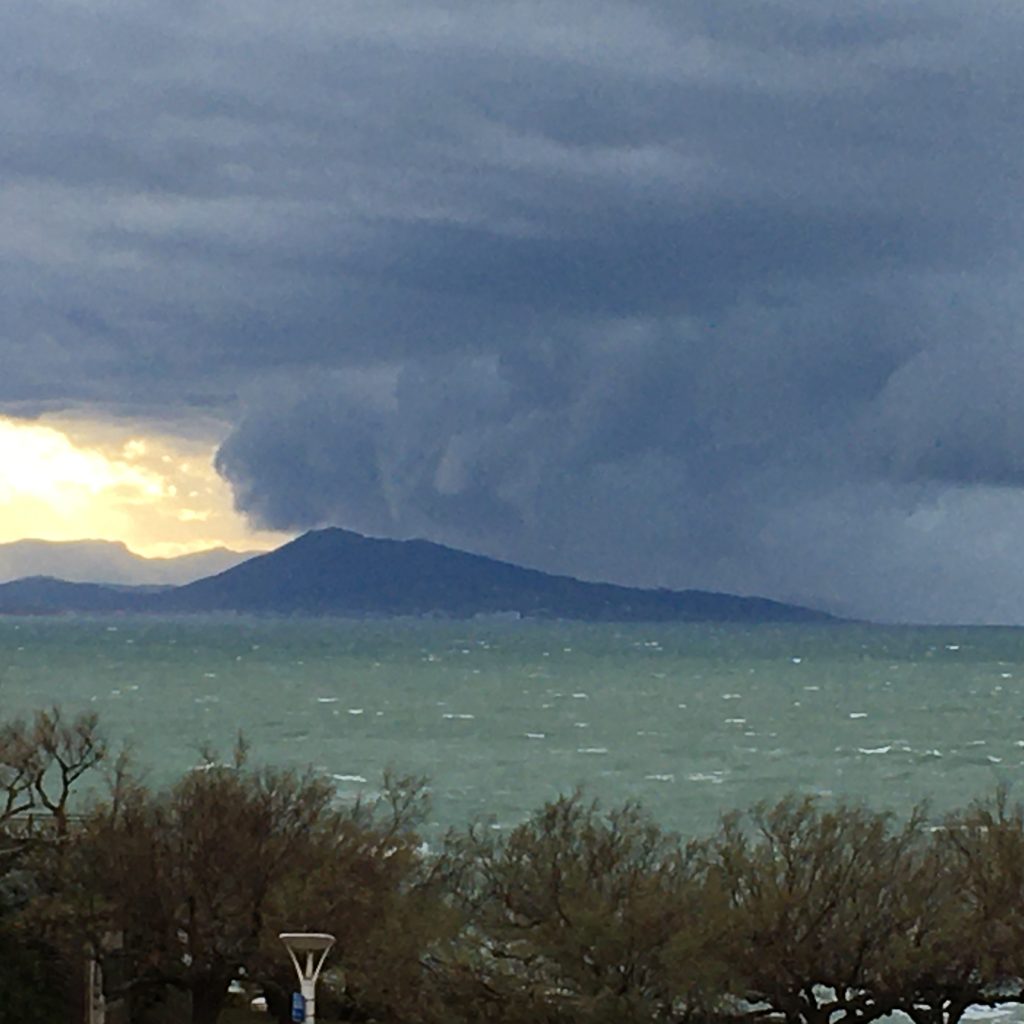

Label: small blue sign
[291,992,305,1022]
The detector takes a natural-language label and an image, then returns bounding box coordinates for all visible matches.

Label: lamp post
[279,933,335,1024]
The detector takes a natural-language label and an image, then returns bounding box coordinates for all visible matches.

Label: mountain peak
[155,527,833,622]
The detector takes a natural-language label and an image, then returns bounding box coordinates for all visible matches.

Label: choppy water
[3,616,1024,834]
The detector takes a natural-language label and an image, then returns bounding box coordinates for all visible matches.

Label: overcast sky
[3,0,1024,624]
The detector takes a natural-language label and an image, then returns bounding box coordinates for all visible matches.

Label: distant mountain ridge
[0,576,166,614]
[0,528,834,623]
[0,539,258,586]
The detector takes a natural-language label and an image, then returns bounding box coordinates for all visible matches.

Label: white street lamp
[279,932,335,1024]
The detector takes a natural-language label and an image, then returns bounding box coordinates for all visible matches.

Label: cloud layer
[4,1,1024,622]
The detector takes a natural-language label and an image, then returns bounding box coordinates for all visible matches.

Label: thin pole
[303,951,316,1024]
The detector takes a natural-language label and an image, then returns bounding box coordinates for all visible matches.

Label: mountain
[0,539,257,586]
[0,529,834,621]
[0,577,159,614]
[146,528,832,622]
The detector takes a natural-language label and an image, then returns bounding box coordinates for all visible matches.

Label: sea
[4,615,1024,838]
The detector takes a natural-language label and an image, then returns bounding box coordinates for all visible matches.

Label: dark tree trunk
[190,974,230,1024]
[907,999,972,1024]
[264,980,293,1024]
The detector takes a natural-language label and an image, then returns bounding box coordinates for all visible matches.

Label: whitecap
[791,657,802,664]
[348,708,364,715]
[317,697,340,704]
[945,644,961,651]
[525,732,546,739]
[571,692,589,699]
[645,773,675,782]
[722,693,742,700]
[687,772,725,784]
[858,746,892,755]
[573,721,589,728]
[987,756,1003,764]
[725,718,746,725]
[804,685,820,691]
[442,713,475,720]
[849,712,868,719]
[577,747,608,754]
[332,773,368,783]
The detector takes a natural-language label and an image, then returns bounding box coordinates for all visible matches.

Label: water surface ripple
[3,617,1023,833]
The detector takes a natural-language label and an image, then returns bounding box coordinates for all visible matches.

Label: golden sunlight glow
[0,415,293,558]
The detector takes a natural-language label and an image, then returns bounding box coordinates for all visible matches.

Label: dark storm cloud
[4,0,1024,622]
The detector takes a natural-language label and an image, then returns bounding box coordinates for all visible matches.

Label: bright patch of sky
[0,415,291,558]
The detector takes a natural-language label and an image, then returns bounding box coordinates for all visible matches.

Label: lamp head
[279,932,335,954]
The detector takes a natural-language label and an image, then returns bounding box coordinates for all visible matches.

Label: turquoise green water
[3,616,1024,834]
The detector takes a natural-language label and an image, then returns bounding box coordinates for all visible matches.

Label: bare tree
[0,706,107,836]
[703,796,929,1024]
[442,792,723,1024]
[895,791,1024,1024]
[55,748,339,1024]
[0,707,108,1023]
[252,771,457,1024]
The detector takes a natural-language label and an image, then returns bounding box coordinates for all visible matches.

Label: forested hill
[144,528,832,622]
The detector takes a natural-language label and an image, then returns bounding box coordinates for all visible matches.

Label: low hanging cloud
[216,271,1024,623]
[3,1,1024,622]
